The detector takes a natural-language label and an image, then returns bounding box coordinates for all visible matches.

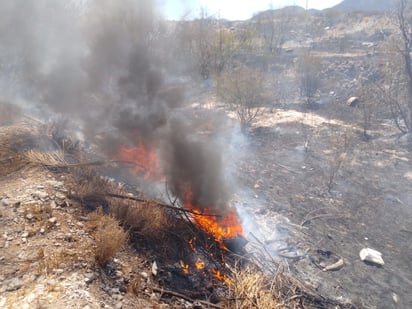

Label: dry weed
[36,248,77,276]
[88,210,127,267]
[225,266,284,309]
[110,198,170,236]
[68,167,112,212]
[23,150,66,166]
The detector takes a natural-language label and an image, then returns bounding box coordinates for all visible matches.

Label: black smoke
[0,0,232,216]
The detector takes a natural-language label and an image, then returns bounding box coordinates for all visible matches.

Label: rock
[118,285,127,294]
[115,270,123,278]
[26,213,34,220]
[115,302,123,309]
[48,217,57,224]
[50,200,57,209]
[113,294,123,301]
[84,273,98,284]
[33,191,49,200]
[21,231,29,238]
[140,272,148,279]
[111,287,120,295]
[55,192,66,200]
[1,199,9,207]
[40,227,45,234]
[5,278,23,291]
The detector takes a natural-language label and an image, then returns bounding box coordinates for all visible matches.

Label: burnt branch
[105,192,221,218]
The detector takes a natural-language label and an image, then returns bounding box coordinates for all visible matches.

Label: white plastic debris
[359,248,384,266]
[151,261,158,276]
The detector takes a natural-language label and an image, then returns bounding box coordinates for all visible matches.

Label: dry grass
[110,197,171,236]
[88,210,127,267]
[225,266,285,309]
[109,193,196,261]
[23,150,67,166]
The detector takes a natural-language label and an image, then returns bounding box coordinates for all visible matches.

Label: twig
[105,192,220,218]
[278,250,308,260]
[300,213,346,227]
[151,287,223,309]
[36,160,134,168]
[300,207,336,226]
[249,232,277,265]
[273,162,299,174]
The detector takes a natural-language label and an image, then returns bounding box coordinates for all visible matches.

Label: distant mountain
[252,6,307,20]
[332,0,397,12]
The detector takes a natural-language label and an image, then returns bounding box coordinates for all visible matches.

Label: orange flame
[180,261,189,274]
[212,269,231,285]
[116,139,162,180]
[184,191,244,247]
[195,258,205,270]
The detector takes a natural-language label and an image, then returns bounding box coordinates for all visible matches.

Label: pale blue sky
[160,0,343,20]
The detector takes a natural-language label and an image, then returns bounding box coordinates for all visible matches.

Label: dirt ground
[233,106,412,309]
[0,123,196,309]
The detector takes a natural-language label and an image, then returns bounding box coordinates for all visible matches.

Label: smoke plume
[0,0,232,215]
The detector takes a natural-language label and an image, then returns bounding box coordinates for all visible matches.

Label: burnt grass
[234,107,412,308]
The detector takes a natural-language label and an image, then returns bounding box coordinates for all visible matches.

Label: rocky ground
[0,123,201,309]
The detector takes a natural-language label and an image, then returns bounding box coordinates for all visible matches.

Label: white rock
[141,272,148,279]
[48,217,57,224]
[360,248,384,266]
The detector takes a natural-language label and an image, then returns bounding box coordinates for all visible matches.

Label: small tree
[297,52,322,107]
[379,0,412,133]
[218,66,265,129]
[255,7,290,55]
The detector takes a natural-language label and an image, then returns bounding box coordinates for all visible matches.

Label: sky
[160,0,343,20]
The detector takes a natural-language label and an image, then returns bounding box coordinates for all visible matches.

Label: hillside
[1,1,412,309]
[333,0,397,11]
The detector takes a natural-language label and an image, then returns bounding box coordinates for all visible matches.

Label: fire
[212,269,231,285]
[195,258,205,270]
[116,139,162,180]
[180,261,189,274]
[184,191,244,247]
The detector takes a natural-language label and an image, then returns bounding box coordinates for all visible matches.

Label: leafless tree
[382,0,412,133]
[218,66,265,130]
[297,52,322,107]
[255,7,290,55]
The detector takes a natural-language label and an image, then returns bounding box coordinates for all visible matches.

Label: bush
[218,66,265,129]
[88,211,127,267]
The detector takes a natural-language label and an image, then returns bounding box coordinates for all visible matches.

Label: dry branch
[152,287,223,309]
[105,192,220,218]
[300,213,347,227]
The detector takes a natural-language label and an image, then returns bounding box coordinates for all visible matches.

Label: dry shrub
[225,266,284,309]
[24,150,66,166]
[24,203,53,222]
[36,248,79,276]
[69,167,112,212]
[110,198,170,236]
[109,194,195,261]
[88,210,127,267]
